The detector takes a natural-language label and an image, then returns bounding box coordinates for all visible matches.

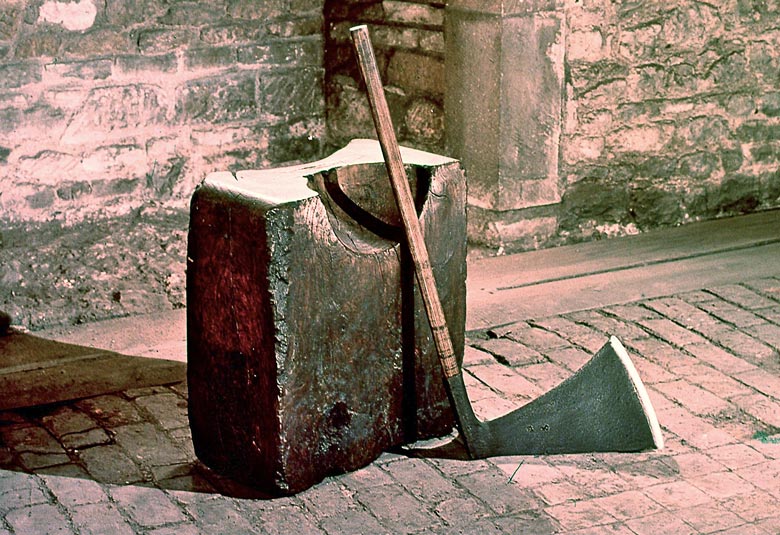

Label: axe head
[451,336,664,459]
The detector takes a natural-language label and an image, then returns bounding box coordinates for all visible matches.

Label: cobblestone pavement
[2,277,780,534]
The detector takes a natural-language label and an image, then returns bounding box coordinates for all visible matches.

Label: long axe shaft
[350,25,663,459]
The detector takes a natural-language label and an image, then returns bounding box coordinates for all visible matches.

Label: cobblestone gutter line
[1,277,780,534]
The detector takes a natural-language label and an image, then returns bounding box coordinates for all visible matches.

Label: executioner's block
[187,139,466,495]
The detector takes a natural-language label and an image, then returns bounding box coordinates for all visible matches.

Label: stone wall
[0,0,326,330]
[0,0,325,226]
[560,0,780,244]
[323,0,445,154]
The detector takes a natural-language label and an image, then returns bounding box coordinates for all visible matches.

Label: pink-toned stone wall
[327,1,780,254]
[323,1,445,154]
[561,0,780,243]
[0,0,325,226]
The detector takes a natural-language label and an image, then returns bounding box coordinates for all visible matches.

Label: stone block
[227,0,287,20]
[387,51,444,96]
[13,29,62,58]
[0,61,41,89]
[61,28,132,58]
[187,139,467,495]
[158,3,224,26]
[258,68,324,118]
[183,46,236,70]
[445,8,564,212]
[62,84,167,144]
[137,28,193,54]
[115,53,177,75]
[0,4,21,41]
[175,73,256,124]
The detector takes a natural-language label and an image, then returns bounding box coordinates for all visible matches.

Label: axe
[350,25,663,459]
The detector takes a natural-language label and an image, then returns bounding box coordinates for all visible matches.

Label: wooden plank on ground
[468,209,780,293]
[467,241,780,331]
[0,332,185,410]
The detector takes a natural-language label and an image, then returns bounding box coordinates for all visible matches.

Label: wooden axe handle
[350,25,460,380]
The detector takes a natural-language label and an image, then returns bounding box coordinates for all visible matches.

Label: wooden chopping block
[187,139,467,495]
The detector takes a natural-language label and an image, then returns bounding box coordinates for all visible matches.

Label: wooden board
[467,209,780,331]
[0,332,185,410]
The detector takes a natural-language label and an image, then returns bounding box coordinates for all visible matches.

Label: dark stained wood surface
[0,332,185,411]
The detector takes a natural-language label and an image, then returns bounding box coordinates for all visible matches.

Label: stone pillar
[445,0,565,252]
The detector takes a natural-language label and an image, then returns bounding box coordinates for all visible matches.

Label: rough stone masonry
[2,0,780,330]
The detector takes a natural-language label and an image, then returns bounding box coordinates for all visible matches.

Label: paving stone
[499,322,571,352]
[675,504,744,534]
[384,458,461,504]
[567,311,651,341]
[673,363,755,399]
[113,422,189,466]
[490,457,566,488]
[180,494,258,533]
[492,509,561,535]
[561,522,636,535]
[40,407,99,439]
[678,290,720,304]
[735,459,780,496]
[720,489,780,522]
[40,473,107,507]
[109,485,187,527]
[735,367,780,398]
[61,428,112,450]
[2,425,65,454]
[530,316,607,353]
[433,494,492,527]
[75,395,145,427]
[591,489,666,520]
[710,283,780,310]
[69,502,135,535]
[514,361,571,391]
[688,470,757,499]
[4,503,75,534]
[611,458,679,489]
[470,337,546,367]
[552,459,635,497]
[456,469,545,515]
[534,480,589,505]
[642,480,711,509]
[636,318,709,347]
[32,463,90,479]
[463,345,495,366]
[706,443,768,470]
[19,451,70,470]
[602,303,663,322]
[624,510,695,535]
[0,472,48,513]
[254,503,324,535]
[730,393,780,428]
[629,355,675,384]
[352,483,438,532]
[133,392,189,430]
[697,299,765,328]
[317,510,388,535]
[146,524,201,535]
[753,514,780,534]
[653,379,731,416]
[544,345,593,372]
[544,499,616,531]
[657,406,736,450]
[77,444,144,484]
[701,327,778,366]
[625,338,700,371]
[467,363,543,401]
[684,342,757,374]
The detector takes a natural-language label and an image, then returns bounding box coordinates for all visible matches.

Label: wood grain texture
[187,140,467,495]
